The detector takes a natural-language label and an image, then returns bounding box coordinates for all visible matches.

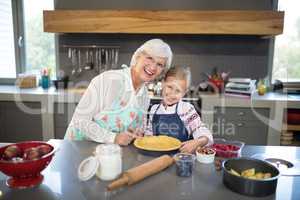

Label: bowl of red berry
[212,138,244,158]
[0,141,56,188]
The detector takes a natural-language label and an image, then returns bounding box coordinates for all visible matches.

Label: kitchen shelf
[43,10,284,36]
[282,124,300,131]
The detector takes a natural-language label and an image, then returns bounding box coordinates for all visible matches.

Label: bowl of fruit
[212,138,244,158]
[0,141,57,188]
[196,147,216,164]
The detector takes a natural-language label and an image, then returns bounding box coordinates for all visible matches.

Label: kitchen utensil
[111,49,115,69]
[222,158,280,197]
[71,49,77,75]
[0,141,57,188]
[115,48,119,67]
[77,50,82,75]
[68,48,72,59]
[134,136,181,157]
[84,49,90,70]
[105,49,109,70]
[107,155,174,191]
[94,49,99,73]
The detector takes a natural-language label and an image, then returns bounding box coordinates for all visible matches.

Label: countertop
[0,139,299,200]
[0,85,299,103]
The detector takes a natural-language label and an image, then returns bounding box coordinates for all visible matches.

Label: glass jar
[174,153,196,177]
[94,144,122,181]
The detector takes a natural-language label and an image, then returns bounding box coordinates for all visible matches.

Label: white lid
[95,144,121,155]
[78,156,99,181]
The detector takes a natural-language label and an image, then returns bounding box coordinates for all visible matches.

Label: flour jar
[95,144,122,181]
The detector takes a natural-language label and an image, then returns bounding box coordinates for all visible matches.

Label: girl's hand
[180,137,209,153]
[179,140,200,153]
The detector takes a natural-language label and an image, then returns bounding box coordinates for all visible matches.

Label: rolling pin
[107,155,174,191]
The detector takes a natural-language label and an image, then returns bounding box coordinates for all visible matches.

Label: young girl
[146,66,213,153]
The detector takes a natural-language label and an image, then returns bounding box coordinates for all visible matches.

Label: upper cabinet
[43,10,284,36]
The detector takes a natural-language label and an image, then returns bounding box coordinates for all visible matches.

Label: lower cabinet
[0,101,43,142]
[213,107,270,145]
[54,103,77,139]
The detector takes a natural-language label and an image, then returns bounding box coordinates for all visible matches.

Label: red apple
[2,145,21,160]
[38,145,52,156]
[23,147,41,160]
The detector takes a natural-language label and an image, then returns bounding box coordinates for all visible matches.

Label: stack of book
[225,78,256,98]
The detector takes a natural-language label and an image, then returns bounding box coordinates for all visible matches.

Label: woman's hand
[128,127,144,137]
[114,128,144,146]
[114,132,135,146]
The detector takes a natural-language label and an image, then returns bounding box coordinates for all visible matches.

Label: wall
[55,0,276,87]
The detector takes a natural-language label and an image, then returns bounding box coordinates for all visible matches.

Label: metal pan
[222,158,280,197]
[135,148,179,157]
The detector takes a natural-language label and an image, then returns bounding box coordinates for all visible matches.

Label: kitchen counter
[0,139,299,200]
[0,85,299,103]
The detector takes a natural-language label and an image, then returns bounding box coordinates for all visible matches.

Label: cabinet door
[1,101,43,142]
[54,103,77,139]
[213,107,270,145]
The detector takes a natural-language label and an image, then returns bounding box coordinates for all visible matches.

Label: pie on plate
[134,135,181,151]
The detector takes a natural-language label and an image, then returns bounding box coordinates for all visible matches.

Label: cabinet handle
[237,112,245,116]
[237,123,244,127]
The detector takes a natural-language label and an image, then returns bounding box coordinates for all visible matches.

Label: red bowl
[211,138,244,158]
[0,141,56,188]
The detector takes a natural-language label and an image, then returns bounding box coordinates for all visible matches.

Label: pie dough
[134,135,181,151]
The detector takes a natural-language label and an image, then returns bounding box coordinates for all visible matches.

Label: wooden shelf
[43,10,284,35]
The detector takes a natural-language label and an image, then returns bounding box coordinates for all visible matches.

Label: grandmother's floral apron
[71,78,144,140]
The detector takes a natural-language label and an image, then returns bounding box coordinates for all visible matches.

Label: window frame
[0,0,58,84]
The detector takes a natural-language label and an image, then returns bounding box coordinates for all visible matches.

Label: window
[0,0,56,82]
[23,0,56,78]
[0,0,17,78]
[272,0,300,83]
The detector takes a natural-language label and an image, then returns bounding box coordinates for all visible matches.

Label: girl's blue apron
[152,103,190,142]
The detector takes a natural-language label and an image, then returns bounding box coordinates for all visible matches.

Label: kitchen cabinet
[53,103,77,139]
[0,101,43,142]
[0,104,3,141]
[213,107,270,145]
[43,10,284,36]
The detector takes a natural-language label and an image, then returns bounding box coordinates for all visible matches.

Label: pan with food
[222,158,280,197]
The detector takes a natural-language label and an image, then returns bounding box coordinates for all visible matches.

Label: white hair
[130,39,173,69]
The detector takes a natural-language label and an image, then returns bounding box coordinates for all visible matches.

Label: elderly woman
[65,39,173,146]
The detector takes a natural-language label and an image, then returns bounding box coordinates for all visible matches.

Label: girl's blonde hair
[164,65,191,89]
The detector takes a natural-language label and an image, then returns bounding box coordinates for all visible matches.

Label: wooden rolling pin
[107,155,174,191]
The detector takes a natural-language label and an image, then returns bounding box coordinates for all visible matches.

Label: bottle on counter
[257,79,267,95]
